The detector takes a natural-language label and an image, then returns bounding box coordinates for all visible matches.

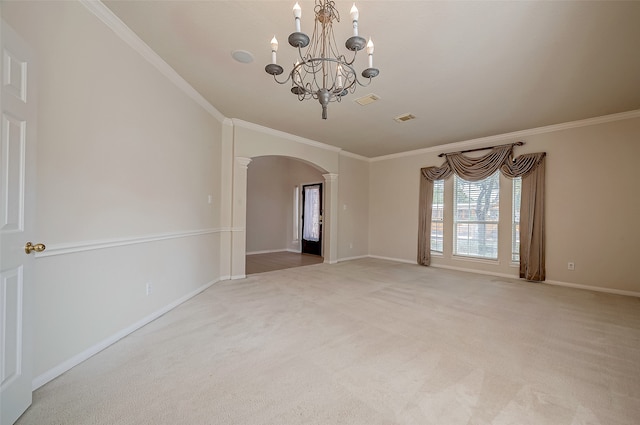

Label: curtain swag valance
[418,144,546,281]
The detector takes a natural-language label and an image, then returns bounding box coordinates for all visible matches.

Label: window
[293,186,300,242]
[303,184,321,242]
[454,172,500,259]
[431,180,444,253]
[512,177,521,263]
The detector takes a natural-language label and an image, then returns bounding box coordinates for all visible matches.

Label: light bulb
[350,4,359,36]
[367,38,374,68]
[350,4,359,22]
[270,36,278,64]
[293,2,302,32]
[366,38,374,55]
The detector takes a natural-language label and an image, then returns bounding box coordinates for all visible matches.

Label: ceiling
[102,1,640,158]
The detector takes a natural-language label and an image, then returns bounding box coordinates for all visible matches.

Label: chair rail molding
[35,228,224,258]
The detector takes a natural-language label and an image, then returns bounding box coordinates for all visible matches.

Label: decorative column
[322,173,339,264]
[231,156,252,279]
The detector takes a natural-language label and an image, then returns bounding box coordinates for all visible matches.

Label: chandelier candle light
[265,1,380,119]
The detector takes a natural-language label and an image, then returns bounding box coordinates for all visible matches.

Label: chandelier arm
[341,49,359,66]
[296,45,308,63]
[354,69,380,87]
[272,72,293,85]
[354,76,372,87]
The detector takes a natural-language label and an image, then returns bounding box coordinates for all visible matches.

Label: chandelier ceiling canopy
[265,1,380,119]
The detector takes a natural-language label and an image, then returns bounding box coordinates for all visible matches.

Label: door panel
[1,20,36,425]
[301,183,322,256]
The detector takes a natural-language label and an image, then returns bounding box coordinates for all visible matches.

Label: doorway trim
[301,183,323,257]
[230,157,338,279]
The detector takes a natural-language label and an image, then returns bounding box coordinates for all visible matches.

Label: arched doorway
[245,156,326,274]
[228,121,340,279]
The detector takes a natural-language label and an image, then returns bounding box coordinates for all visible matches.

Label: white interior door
[0,20,37,425]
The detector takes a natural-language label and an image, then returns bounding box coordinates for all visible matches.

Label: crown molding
[371,109,640,162]
[339,149,371,162]
[80,0,226,123]
[230,118,343,153]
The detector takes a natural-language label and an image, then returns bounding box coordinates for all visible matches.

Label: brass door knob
[25,242,46,254]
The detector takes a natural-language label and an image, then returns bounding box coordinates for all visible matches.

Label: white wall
[369,115,640,294]
[233,120,340,174]
[338,153,370,260]
[2,1,224,382]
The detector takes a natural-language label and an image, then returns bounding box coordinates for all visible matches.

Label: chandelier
[265,1,379,119]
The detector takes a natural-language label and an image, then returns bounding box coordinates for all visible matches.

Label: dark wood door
[301,183,322,256]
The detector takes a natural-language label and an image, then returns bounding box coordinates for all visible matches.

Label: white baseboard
[365,255,640,298]
[246,248,302,255]
[231,274,246,280]
[430,263,518,280]
[246,249,288,256]
[368,255,418,265]
[32,278,220,390]
[545,279,640,298]
[337,255,369,262]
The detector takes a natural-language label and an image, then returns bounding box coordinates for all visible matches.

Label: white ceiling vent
[394,113,416,123]
[354,93,380,106]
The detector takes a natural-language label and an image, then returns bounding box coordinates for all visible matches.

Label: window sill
[452,255,500,266]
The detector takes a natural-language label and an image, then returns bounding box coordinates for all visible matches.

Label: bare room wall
[338,153,370,260]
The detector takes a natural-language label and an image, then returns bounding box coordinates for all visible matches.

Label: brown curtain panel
[503,154,546,281]
[418,145,546,281]
[417,176,433,266]
[418,165,453,266]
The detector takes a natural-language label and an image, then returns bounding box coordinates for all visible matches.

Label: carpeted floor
[16,259,640,424]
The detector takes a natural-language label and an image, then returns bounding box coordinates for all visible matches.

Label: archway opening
[245,156,326,274]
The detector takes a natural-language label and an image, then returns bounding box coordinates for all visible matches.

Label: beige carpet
[16,259,640,424]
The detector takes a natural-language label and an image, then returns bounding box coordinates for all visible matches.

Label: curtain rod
[438,141,524,157]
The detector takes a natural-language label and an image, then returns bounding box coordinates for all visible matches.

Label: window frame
[430,179,444,254]
[453,171,500,260]
[512,176,522,263]
[292,185,300,243]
